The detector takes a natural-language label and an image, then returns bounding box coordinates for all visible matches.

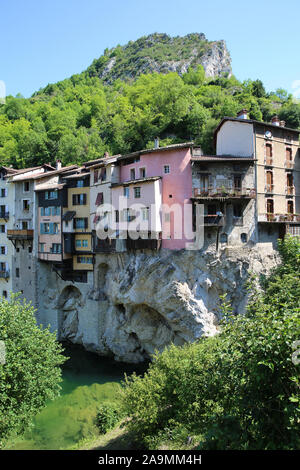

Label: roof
[8,164,56,181]
[63,172,90,179]
[0,166,19,175]
[35,183,66,192]
[214,116,300,141]
[117,142,194,162]
[191,155,255,162]
[111,176,162,188]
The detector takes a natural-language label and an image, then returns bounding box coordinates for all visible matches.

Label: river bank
[5,342,147,450]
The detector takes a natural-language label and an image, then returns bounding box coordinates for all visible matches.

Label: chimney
[271,115,280,126]
[56,159,62,170]
[104,151,109,158]
[154,137,159,149]
[280,120,286,127]
[237,109,248,120]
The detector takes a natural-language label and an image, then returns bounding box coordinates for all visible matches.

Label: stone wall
[36,245,279,363]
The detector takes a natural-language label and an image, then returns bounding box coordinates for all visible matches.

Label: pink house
[110,143,194,250]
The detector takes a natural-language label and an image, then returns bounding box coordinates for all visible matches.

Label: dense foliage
[96,403,123,434]
[0,295,66,447]
[121,237,300,450]
[0,49,299,169]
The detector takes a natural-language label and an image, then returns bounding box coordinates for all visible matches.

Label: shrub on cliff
[121,237,300,449]
[0,295,66,448]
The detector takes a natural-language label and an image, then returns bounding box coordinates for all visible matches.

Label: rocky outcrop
[87,33,232,84]
[37,246,279,363]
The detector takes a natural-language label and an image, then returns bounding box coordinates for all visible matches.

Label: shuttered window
[95,192,103,206]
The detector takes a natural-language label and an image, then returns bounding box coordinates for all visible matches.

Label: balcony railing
[0,270,10,279]
[203,215,226,226]
[0,211,9,219]
[285,186,295,195]
[258,213,300,223]
[265,184,274,193]
[285,160,294,169]
[264,157,273,166]
[193,187,256,199]
[232,216,244,226]
[7,229,34,240]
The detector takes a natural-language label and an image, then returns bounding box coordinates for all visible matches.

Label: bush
[96,403,122,434]
[121,237,300,450]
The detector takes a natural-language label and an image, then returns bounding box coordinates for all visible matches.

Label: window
[82,239,88,247]
[16,268,20,278]
[115,210,119,222]
[130,169,135,180]
[72,193,87,205]
[2,291,7,298]
[41,223,50,233]
[134,187,141,198]
[124,187,129,198]
[51,243,61,254]
[74,218,88,229]
[286,148,292,161]
[77,256,93,264]
[23,182,30,192]
[164,165,170,174]
[94,169,98,184]
[53,223,59,234]
[220,233,228,244]
[44,207,51,216]
[265,144,273,165]
[100,168,107,181]
[139,168,146,178]
[0,225,5,233]
[76,239,82,248]
[0,245,6,254]
[241,233,247,243]
[23,199,30,211]
[28,246,32,253]
[0,188,7,197]
[266,171,273,192]
[234,175,242,189]
[142,207,149,221]
[287,200,294,214]
[233,205,243,217]
[76,180,84,188]
[21,221,28,230]
[39,243,45,252]
[95,192,103,206]
[45,190,58,200]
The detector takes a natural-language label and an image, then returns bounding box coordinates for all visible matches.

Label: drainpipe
[253,127,258,243]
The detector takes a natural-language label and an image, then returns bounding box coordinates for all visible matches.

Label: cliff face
[37,246,279,363]
[86,33,232,83]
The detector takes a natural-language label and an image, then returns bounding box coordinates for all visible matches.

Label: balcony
[126,237,162,251]
[264,157,273,166]
[258,213,300,223]
[265,184,274,194]
[0,270,10,279]
[0,211,9,219]
[285,160,294,169]
[193,187,256,199]
[7,229,34,240]
[203,215,226,226]
[232,216,244,226]
[285,186,295,196]
[94,237,117,253]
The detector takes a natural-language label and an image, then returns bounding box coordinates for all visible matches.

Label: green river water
[6,342,146,450]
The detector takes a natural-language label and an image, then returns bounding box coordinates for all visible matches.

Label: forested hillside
[0,34,299,169]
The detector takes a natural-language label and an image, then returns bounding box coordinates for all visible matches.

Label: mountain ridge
[85,32,232,84]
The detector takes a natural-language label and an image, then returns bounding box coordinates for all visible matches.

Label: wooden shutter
[95,192,103,206]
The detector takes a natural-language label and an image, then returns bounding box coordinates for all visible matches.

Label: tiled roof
[191,155,255,162]
[111,176,162,188]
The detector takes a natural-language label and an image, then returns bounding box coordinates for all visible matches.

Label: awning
[62,211,76,222]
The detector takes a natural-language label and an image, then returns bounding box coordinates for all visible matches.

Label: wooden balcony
[258,213,300,223]
[7,229,34,240]
[193,187,256,199]
[126,237,162,251]
[203,215,226,226]
[94,238,117,253]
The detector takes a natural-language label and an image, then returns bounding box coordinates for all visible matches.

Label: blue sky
[0,0,299,98]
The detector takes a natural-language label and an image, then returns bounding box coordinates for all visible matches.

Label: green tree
[0,295,66,447]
